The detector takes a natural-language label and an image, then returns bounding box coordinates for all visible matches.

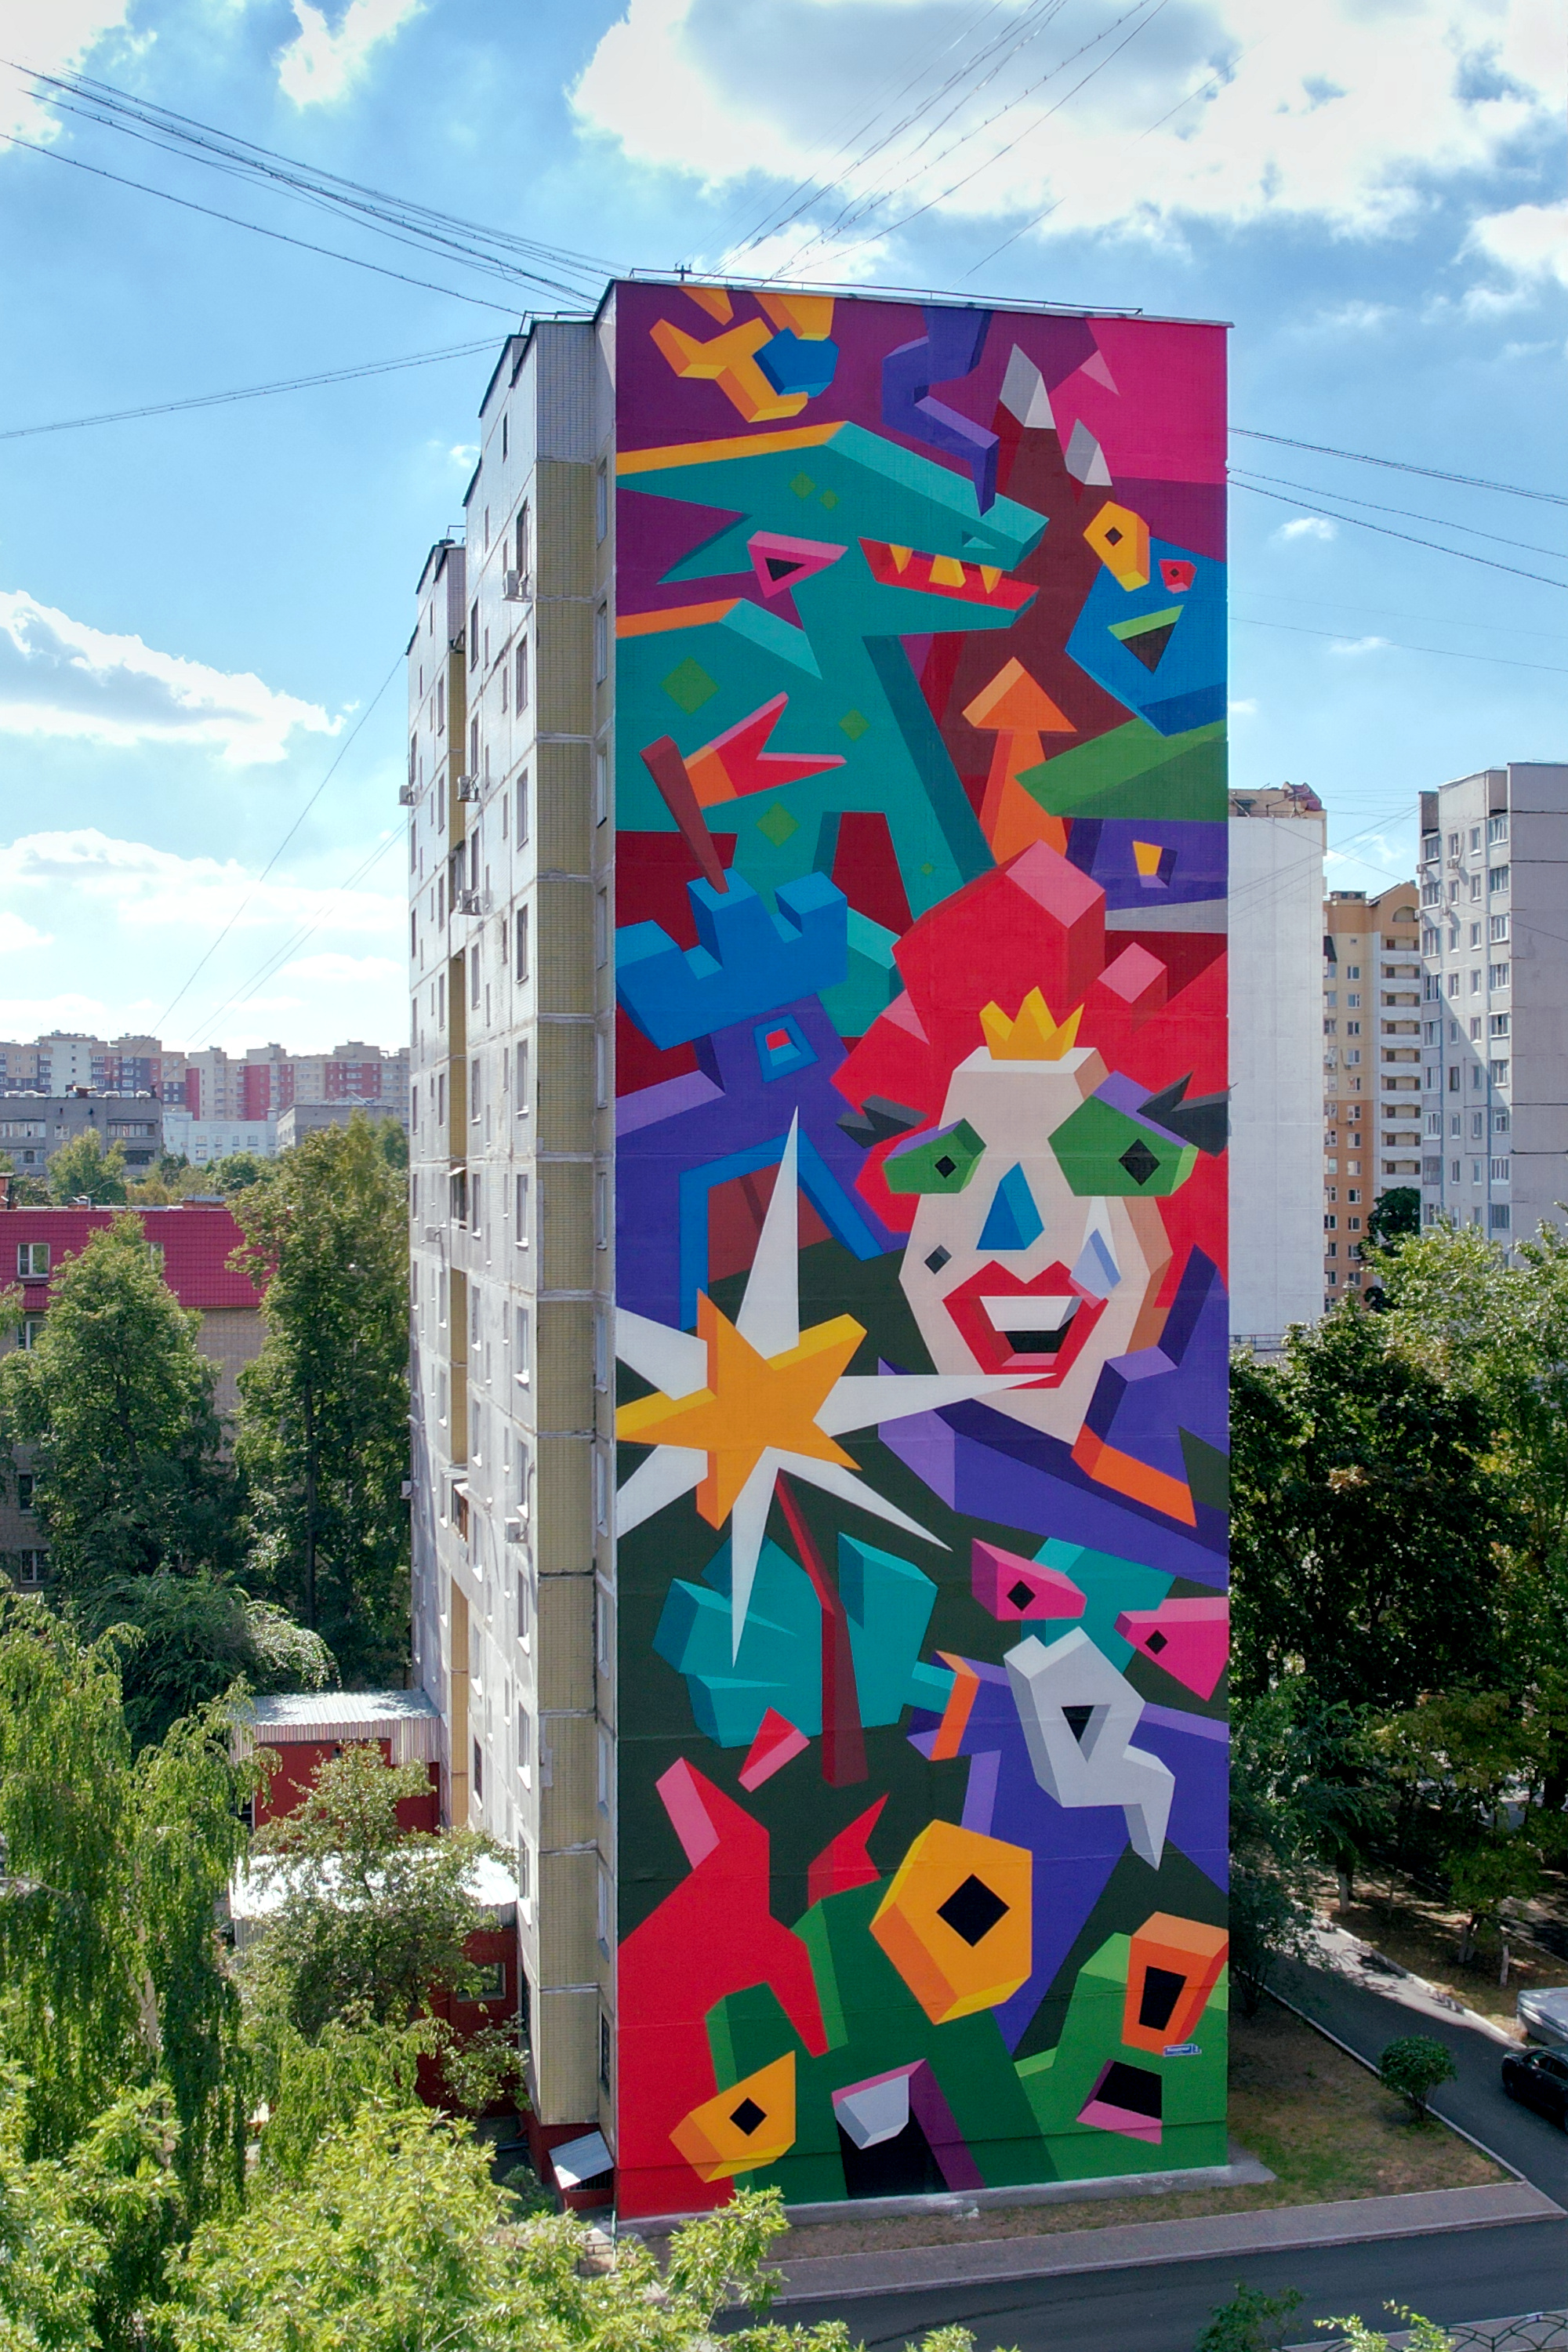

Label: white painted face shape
[897,1047,1172,1442]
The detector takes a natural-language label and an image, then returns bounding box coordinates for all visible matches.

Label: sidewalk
[769,2182,1563,2305]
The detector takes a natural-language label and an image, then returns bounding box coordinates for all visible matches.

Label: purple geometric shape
[1082,1249,1230,1480]
[909,2062,986,2190]
[878,1399,1228,1582]
[1065,818,1227,912]
[617,1068,724,1137]
[883,307,999,511]
[1137,1702,1229,1892]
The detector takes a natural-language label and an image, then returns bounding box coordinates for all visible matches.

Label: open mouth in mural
[859,539,1036,612]
[941,1261,1107,1385]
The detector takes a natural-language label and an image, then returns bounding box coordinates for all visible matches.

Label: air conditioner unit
[456,773,481,801]
[503,1511,528,1543]
[456,889,483,916]
[397,782,419,806]
[503,570,533,603]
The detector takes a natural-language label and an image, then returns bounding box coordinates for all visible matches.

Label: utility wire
[1231,426,1568,510]
[185,829,402,1050]
[1232,614,1568,677]
[3,130,522,314]
[0,338,498,442]
[154,659,402,1033]
[1234,466,1568,565]
[1229,480,1568,592]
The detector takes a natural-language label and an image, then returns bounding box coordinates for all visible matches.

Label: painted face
[896,1047,1173,1442]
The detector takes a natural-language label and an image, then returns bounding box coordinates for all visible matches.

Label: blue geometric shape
[840,1534,954,1722]
[977,1162,1045,1253]
[757,330,839,399]
[653,1538,822,1747]
[753,1011,818,1082]
[1065,538,1225,737]
[676,1124,889,1330]
[615,869,848,1050]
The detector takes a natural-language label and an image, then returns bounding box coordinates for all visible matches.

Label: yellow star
[618,1290,865,1526]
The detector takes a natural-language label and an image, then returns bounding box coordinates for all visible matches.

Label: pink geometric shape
[1078,2095,1161,2146]
[806,1795,886,1908]
[1097,942,1167,1008]
[1080,349,1119,394]
[738,1707,810,1791]
[971,1538,1085,1624]
[748,530,848,601]
[656,1756,722,1867]
[1116,1596,1229,1700]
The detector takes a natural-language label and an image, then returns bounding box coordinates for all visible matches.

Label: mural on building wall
[611,281,1229,2222]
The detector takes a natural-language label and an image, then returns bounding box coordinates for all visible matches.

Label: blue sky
[0,0,1563,1052]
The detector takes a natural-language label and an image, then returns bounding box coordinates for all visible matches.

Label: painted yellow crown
[979,986,1083,1061]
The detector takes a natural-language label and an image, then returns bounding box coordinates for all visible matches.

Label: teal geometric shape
[978,1163,1044,1253]
[652,1538,821,1747]
[840,1534,953,1722]
[819,908,900,1040]
[1025,1541,1171,1670]
[662,656,718,713]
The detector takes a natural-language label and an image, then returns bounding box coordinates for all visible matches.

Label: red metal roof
[0,1205,263,1310]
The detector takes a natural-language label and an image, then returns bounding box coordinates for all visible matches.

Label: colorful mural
[612,281,1229,2223]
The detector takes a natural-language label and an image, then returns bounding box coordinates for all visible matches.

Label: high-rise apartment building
[408,282,1231,2220]
[1321,884,1421,1305]
[1417,764,1568,1242]
[1228,786,1326,1347]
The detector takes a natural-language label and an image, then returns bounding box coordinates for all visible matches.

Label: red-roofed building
[0,1202,266,1589]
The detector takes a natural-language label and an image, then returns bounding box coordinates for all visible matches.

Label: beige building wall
[1322,884,1421,1305]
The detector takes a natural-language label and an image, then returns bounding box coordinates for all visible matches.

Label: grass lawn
[746,2000,1502,2265]
[1327,1878,1568,2031]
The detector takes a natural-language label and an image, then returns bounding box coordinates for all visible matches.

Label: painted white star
[615,1115,1033,1655]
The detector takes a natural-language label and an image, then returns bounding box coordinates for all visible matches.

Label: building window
[593,1307,608,1392]
[1490,1060,1510,1087]
[16,1474,34,1511]
[1490,963,1509,989]
[594,744,608,826]
[515,1040,530,1114]
[470,1055,481,1121]
[1490,864,1510,894]
[594,605,608,683]
[597,1867,611,1955]
[1488,814,1508,844]
[596,459,608,543]
[471,943,481,1008]
[470,602,479,669]
[1490,913,1509,942]
[594,1029,608,1109]
[593,1446,608,1533]
[1491,1158,1511,1181]
[20,1318,45,1351]
[515,635,528,713]
[15,1551,46,1585]
[515,1173,530,1248]
[1448,1067,1460,1092]
[472,1739,483,1802]
[597,1723,612,1811]
[1494,1109,1510,1134]
[1490,1012,1510,1037]
[516,768,529,844]
[1490,1203,1512,1231]
[16,1243,48,1278]
[595,888,608,968]
[595,1169,609,1250]
[515,905,529,982]
[517,1704,530,1773]
[516,501,530,579]
[514,1303,531,1385]
[1327,1242,1338,1258]
[1470,970,1481,994]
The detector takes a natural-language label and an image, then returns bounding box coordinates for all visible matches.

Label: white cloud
[448,444,479,466]
[572,0,1565,258]
[0,5,134,147]
[0,913,50,953]
[1228,697,1258,717]
[277,0,423,106]
[0,992,117,1036]
[1327,635,1391,656]
[1276,517,1338,543]
[0,591,338,766]
[1466,198,1568,294]
[0,830,402,938]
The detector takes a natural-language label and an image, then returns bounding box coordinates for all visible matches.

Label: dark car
[1502,2045,1568,2126]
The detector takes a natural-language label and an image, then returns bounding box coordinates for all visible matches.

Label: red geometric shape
[971,1538,1085,1623]
[775,1472,866,1789]
[641,737,728,891]
[1160,558,1196,593]
[685,691,845,805]
[617,1765,826,2220]
[738,1707,810,1791]
[807,1795,887,1909]
[832,808,913,935]
[747,530,847,601]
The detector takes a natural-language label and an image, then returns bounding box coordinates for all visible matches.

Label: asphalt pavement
[739,1957,1568,2350]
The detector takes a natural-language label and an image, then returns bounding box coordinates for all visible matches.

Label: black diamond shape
[1105,525,1123,545]
[1145,1628,1168,1654]
[925,1245,952,1274]
[934,1154,956,1178]
[1119,1137,1160,1186]
[1063,1704,1095,1747]
[936,1872,1008,1947]
[729,2096,766,2136]
[1007,1580,1036,1612]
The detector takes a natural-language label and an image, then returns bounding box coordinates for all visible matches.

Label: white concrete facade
[1228,789,1326,1346]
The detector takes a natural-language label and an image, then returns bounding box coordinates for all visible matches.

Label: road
[745,1959,1568,2350]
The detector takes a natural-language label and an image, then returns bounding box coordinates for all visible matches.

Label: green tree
[84,1574,336,1751]
[231,1118,408,1681]
[0,1215,239,1598]
[1366,1187,1420,1247]
[1229,1304,1508,1708]
[1377,2035,1457,2123]
[208,1153,270,1196]
[1195,2283,1303,2352]
[48,1131,129,1206]
[1372,1689,1552,1965]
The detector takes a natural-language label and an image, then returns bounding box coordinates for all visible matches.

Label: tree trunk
[1337,1868,1354,1911]
[1499,1938,1512,1987]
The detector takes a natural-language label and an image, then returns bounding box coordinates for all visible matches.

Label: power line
[1232,614,1568,677]
[1231,426,1568,510]
[3,129,522,314]
[1229,479,1568,592]
[1235,466,1568,565]
[185,829,403,1051]
[154,659,402,1034]
[0,338,498,441]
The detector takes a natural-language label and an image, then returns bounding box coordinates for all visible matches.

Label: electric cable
[1231,426,1568,509]
[153,659,402,1033]
[1232,614,1568,677]
[1233,466,1568,562]
[1229,480,1568,591]
[184,829,403,1049]
[0,338,499,441]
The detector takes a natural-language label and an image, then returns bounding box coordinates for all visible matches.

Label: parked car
[1516,1985,1568,2050]
[1501,2044,1568,2127]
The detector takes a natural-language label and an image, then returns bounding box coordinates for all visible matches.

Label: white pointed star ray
[615,1112,1033,1657]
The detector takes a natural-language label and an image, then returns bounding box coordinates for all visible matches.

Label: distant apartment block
[277,1102,407,1149]
[0,1092,163,1178]
[0,1033,408,1120]
[160,1111,280,1167]
[1418,764,1568,1243]
[1228,786,1326,1346]
[1322,883,1421,1305]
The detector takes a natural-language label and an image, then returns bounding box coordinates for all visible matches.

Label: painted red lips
[941,1259,1106,1386]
